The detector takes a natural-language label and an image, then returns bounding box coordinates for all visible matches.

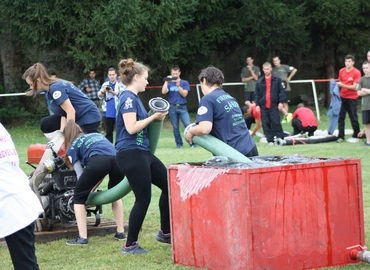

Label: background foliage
[0,0,369,119]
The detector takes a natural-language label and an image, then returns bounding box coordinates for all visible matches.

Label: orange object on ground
[27,144,66,164]
[168,158,364,270]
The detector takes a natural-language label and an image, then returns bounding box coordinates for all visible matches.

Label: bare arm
[287,68,297,81]
[185,121,212,143]
[250,119,262,136]
[337,81,358,90]
[357,88,370,96]
[162,81,169,94]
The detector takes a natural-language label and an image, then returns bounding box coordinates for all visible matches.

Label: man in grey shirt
[241,56,260,103]
[357,61,370,145]
[272,56,297,123]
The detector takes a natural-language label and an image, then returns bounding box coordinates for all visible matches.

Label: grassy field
[1,111,370,270]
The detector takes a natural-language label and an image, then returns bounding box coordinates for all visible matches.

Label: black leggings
[116,149,169,245]
[5,222,39,270]
[40,114,100,133]
[73,155,123,204]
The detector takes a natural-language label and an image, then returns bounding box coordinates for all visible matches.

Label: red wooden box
[168,158,364,269]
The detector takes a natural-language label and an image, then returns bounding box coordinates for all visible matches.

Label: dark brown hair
[118,58,149,85]
[63,120,84,169]
[22,63,59,94]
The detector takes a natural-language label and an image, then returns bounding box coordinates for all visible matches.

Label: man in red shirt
[337,54,361,143]
[291,103,318,136]
[242,101,262,137]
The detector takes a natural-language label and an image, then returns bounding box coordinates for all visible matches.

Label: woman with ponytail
[22,63,101,138]
[116,58,170,255]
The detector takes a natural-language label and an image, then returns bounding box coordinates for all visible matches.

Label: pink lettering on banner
[176,165,229,200]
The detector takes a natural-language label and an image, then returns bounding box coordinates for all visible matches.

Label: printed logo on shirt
[124,97,133,109]
[53,91,62,99]
[197,106,208,115]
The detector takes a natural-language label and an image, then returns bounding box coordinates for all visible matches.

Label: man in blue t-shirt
[162,65,196,148]
[98,67,125,143]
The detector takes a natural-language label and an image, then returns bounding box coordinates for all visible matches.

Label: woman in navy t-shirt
[22,63,101,137]
[115,58,170,254]
[185,66,258,157]
[62,120,125,245]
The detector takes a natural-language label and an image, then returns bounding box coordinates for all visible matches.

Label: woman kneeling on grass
[63,120,125,245]
[116,58,170,255]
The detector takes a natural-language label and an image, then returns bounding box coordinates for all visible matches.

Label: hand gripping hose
[183,124,253,163]
[85,97,170,205]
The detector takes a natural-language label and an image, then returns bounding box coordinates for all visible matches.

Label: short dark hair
[198,66,224,87]
[89,69,96,73]
[171,65,180,72]
[108,67,116,72]
[363,60,370,65]
[50,72,57,76]
[241,105,249,114]
[345,54,355,61]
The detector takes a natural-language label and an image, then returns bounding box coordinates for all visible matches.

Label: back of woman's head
[63,120,84,168]
[22,63,58,86]
[118,58,149,85]
[198,66,224,87]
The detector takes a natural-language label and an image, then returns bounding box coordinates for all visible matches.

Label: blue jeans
[169,104,191,147]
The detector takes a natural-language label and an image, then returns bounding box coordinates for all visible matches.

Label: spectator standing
[361,50,370,76]
[242,101,262,137]
[0,122,44,270]
[356,61,370,145]
[98,67,126,143]
[185,67,258,157]
[240,56,260,103]
[78,69,101,108]
[336,54,361,143]
[162,65,196,148]
[255,62,287,144]
[272,56,297,123]
[291,103,318,136]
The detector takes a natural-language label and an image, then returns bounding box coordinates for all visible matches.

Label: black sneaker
[66,236,88,246]
[155,230,171,244]
[114,232,126,241]
[121,242,149,255]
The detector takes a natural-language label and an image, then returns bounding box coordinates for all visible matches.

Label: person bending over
[63,120,125,245]
[22,63,101,138]
[291,103,318,137]
[185,66,258,157]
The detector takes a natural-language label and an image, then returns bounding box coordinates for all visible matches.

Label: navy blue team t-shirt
[115,90,150,152]
[195,88,255,155]
[68,133,115,167]
[167,80,190,105]
[48,80,101,126]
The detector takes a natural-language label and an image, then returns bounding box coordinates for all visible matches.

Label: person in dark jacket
[255,62,287,143]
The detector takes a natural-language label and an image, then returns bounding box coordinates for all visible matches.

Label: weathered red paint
[168,158,364,270]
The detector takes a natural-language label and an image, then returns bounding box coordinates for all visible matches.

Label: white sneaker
[346,137,360,143]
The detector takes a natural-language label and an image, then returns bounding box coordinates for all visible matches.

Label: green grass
[1,110,370,270]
